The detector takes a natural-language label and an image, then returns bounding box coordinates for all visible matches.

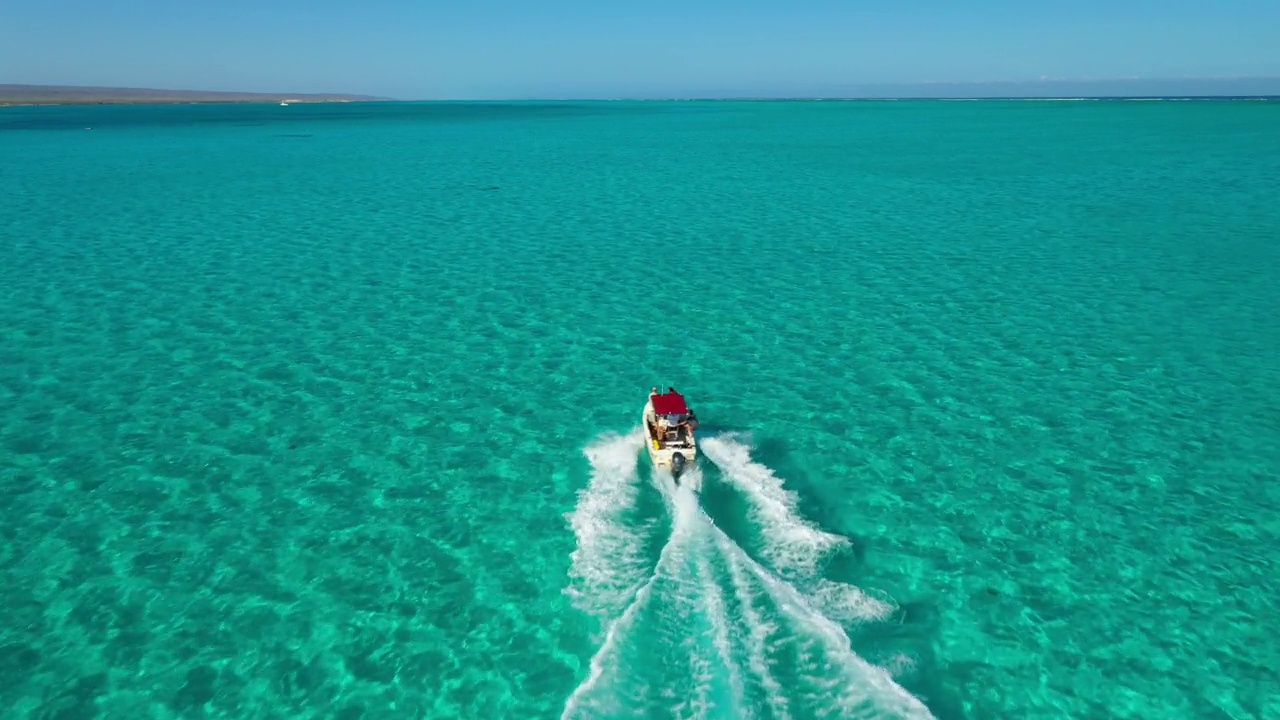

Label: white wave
[722,542,794,720]
[651,465,704,512]
[561,465,705,720]
[564,433,929,719]
[658,469,748,720]
[560,562,660,719]
[701,434,850,577]
[564,428,649,621]
[812,578,896,624]
[711,527,934,720]
[696,550,750,720]
[881,653,919,679]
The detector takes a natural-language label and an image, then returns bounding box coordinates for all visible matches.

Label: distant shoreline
[3,83,1277,106]
[0,100,385,107]
[7,96,1279,107]
[0,84,390,107]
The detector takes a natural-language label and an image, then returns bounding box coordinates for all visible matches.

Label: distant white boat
[280,101,289,106]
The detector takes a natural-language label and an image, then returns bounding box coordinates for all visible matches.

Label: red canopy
[651,392,689,415]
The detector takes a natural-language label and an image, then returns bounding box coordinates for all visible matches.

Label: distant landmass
[0,84,390,106]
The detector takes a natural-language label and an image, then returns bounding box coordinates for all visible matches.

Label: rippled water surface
[2,100,1278,719]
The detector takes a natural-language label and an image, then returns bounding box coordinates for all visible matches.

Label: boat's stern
[646,436,698,474]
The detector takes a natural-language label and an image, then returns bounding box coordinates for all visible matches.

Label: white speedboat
[643,387,699,478]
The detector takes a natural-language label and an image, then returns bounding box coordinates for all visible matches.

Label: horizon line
[4,76,1280,104]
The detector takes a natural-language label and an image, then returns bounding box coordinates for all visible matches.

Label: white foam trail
[681,630,715,720]
[565,428,648,621]
[722,541,794,720]
[701,434,849,577]
[566,436,926,719]
[655,466,724,720]
[560,562,661,720]
[696,550,750,720]
[881,653,918,680]
[561,467,703,720]
[812,578,896,624]
[661,462,928,719]
[711,527,934,720]
[652,465,702,510]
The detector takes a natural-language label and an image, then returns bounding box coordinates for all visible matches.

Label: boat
[643,387,699,478]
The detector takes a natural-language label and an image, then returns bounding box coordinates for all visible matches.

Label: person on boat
[670,411,697,437]
[650,416,665,446]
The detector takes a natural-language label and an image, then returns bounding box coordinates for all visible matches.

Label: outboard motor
[671,452,687,479]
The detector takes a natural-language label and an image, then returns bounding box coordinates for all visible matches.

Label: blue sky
[2,0,1278,98]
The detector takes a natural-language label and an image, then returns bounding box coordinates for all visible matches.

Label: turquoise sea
[2,99,1278,719]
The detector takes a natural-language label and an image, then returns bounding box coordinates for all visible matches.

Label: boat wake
[562,430,934,720]
[565,429,655,622]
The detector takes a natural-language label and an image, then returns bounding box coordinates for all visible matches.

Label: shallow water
[2,100,1278,719]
